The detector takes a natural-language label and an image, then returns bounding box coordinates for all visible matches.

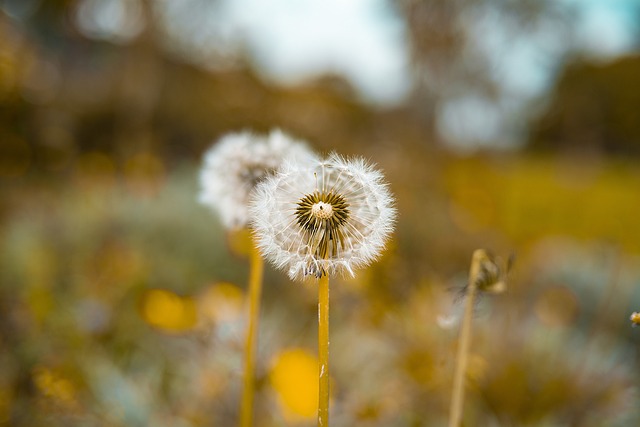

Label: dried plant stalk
[240,243,264,427]
[317,273,330,427]
[449,249,487,427]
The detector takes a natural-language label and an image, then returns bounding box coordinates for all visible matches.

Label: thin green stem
[449,249,486,427]
[317,274,330,427]
[239,242,264,427]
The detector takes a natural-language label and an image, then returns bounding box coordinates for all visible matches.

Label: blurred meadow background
[2,0,640,425]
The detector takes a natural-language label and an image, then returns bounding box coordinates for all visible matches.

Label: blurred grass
[1,153,640,426]
[445,155,640,251]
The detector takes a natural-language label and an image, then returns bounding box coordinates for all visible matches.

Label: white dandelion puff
[250,152,396,280]
[198,129,314,229]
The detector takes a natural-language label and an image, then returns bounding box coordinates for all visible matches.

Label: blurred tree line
[1,0,640,185]
[0,0,425,184]
[528,55,640,156]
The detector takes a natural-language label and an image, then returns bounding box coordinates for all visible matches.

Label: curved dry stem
[449,249,487,427]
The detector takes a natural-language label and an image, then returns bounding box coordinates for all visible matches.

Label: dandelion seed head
[250,152,396,280]
[198,129,313,229]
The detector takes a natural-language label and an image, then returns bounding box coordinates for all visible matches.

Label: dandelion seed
[198,129,313,229]
[250,152,396,280]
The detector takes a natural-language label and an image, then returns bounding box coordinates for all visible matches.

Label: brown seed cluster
[295,191,350,262]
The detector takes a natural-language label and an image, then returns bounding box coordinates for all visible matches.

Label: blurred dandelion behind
[199,129,313,229]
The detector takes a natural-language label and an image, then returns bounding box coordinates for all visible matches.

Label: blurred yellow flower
[32,366,77,409]
[198,282,244,324]
[631,312,640,327]
[270,348,320,420]
[141,289,197,333]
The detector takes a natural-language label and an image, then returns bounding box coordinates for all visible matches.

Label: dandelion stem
[240,242,264,427]
[318,273,330,427]
[449,249,486,427]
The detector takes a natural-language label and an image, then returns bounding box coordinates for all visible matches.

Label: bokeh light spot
[75,0,145,43]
